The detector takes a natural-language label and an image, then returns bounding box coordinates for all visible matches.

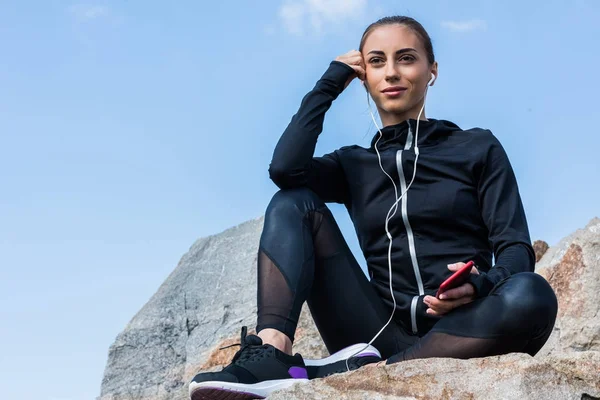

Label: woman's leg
[386,272,558,363]
[256,188,415,359]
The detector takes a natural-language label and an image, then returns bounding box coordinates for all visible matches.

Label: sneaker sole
[310,355,381,378]
[189,378,309,400]
[304,343,381,367]
[303,343,381,379]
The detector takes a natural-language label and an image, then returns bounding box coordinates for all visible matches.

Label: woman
[189,15,558,400]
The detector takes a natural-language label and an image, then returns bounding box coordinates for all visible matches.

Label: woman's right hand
[335,50,366,90]
[423,263,480,316]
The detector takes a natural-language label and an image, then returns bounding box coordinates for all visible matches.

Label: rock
[533,240,550,262]
[98,216,327,400]
[536,217,600,355]
[270,351,600,400]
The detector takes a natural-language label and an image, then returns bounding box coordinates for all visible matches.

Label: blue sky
[1,1,599,399]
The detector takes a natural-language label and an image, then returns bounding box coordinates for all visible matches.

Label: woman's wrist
[316,60,357,94]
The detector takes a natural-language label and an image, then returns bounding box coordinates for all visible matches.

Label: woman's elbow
[268,164,303,189]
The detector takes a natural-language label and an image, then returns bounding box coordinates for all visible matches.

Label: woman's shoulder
[451,125,514,173]
[438,119,490,138]
[443,121,502,149]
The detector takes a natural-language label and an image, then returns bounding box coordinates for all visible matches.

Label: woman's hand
[335,50,366,89]
[423,262,479,317]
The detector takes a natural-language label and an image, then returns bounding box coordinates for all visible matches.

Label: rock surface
[533,239,550,262]
[99,217,600,400]
[536,217,600,355]
[98,216,326,400]
[270,351,600,400]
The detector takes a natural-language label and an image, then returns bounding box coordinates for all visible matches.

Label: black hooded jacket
[269,60,535,335]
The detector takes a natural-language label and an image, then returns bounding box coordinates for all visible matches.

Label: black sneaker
[189,327,308,400]
[304,343,382,379]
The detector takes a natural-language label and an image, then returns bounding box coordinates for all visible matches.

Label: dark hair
[359,16,435,65]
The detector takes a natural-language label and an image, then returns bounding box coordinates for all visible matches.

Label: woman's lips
[382,88,407,97]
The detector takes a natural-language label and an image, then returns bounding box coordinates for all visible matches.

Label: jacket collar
[369,118,460,150]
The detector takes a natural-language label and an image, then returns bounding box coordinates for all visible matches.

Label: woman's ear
[430,62,439,86]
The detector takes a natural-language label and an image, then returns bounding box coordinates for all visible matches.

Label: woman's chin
[380,103,410,116]
[377,97,421,117]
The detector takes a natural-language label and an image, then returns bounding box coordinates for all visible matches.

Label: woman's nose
[385,62,400,81]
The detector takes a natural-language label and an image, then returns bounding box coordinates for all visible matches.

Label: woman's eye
[369,58,383,65]
[399,55,415,62]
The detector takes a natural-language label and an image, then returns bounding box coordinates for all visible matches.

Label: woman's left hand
[423,262,479,317]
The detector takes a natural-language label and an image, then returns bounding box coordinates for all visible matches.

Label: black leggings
[256,188,558,361]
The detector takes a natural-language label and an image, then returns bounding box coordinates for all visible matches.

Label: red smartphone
[436,261,475,299]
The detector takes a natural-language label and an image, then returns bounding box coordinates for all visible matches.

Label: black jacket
[269,60,535,335]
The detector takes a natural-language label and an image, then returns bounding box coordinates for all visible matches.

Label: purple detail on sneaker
[288,366,308,379]
[357,352,380,358]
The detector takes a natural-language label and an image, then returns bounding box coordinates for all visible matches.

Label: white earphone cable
[344,80,430,371]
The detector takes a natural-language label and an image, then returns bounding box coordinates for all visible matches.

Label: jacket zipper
[395,123,424,334]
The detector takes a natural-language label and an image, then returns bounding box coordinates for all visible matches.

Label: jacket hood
[369,118,460,150]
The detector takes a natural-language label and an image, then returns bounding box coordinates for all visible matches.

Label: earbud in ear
[428,73,435,86]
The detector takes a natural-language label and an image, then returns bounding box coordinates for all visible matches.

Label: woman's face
[361,24,437,124]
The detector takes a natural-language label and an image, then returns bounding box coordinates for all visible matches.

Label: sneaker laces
[219,326,268,364]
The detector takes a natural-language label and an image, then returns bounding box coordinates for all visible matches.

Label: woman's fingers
[425,261,480,316]
[438,282,475,300]
[424,296,452,313]
[448,262,480,275]
[335,50,366,84]
[424,294,474,316]
[447,262,464,271]
[426,307,443,317]
[335,49,364,64]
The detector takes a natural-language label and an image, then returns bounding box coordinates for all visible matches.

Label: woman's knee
[499,272,558,323]
[265,188,326,221]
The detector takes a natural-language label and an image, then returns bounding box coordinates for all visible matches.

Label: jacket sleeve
[268,61,355,204]
[467,133,536,297]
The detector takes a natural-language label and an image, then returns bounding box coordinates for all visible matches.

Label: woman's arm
[468,133,536,297]
[268,60,356,203]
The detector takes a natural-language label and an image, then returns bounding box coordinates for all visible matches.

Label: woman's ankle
[257,328,293,355]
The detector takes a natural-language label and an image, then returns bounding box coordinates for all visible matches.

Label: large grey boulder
[98,216,326,400]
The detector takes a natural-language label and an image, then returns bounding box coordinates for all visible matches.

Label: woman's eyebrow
[367,48,417,56]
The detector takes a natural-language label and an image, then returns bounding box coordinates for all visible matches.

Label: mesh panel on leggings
[256,207,346,342]
[256,248,297,339]
[386,331,529,364]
